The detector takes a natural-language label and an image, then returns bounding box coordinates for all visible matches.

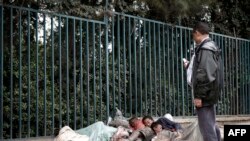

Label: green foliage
[4,0,250,38]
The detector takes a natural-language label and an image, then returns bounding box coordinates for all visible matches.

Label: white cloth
[187,54,195,87]
[54,126,89,141]
[164,113,173,121]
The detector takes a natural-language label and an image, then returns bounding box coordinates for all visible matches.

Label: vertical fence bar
[58,16,62,128]
[229,38,233,115]
[105,15,110,122]
[245,41,248,114]
[189,30,193,115]
[143,21,147,115]
[240,39,243,115]
[123,17,127,117]
[183,29,187,115]
[10,7,13,139]
[153,22,157,116]
[239,39,243,115]
[241,39,244,115]
[221,36,227,115]
[148,22,152,115]
[111,15,115,113]
[79,20,83,127]
[18,10,23,138]
[104,0,110,119]
[27,10,31,137]
[180,28,185,116]
[158,24,162,116]
[233,38,237,114]
[170,27,176,115]
[73,19,76,129]
[35,12,39,137]
[224,36,227,114]
[228,37,231,114]
[117,16,121,111]
[51,16,55,135]
[186,30,191,115]
[233,38,237,115]
[92,23,96,122]
[225,36,228,114]
[175,27,179,116]
[244,41,247,114]
[128,17,132,116]
[66,18,69,125]
[225,37,229,114]
[98,23,103,121]
[224,36,228,115]
[162,25,166,114]
[133,19,138,116]
[171,27,174,115]
[177,28,181,115]
[243,41,246,114]
[167,26,171,113]
[0,4,3,140]
[241,39,244,114]
[86,21,90,125]
[139,19,142,116]
[185,29,189,115]
[240,40,244,114]
[188,30,191,114]
[43,13,47,136]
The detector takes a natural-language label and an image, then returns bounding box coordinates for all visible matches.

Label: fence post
[235,33,239,115]
[0,4,3,140]
[105,0,110,122]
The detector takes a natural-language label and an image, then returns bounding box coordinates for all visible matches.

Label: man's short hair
[193,22,210,35]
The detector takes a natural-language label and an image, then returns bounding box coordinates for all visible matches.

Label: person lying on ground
[150,121,183,141]
[142,115,183,132]
[121,116,155,141]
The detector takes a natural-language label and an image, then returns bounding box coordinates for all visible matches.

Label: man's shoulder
[201,40,218,51]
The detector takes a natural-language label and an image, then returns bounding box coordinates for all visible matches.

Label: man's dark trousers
[196,105,221,141]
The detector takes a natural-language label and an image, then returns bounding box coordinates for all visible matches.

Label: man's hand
[194,98,202,107]
[183,58,189,69]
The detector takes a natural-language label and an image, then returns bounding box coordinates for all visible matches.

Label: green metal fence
[0,4,250,139]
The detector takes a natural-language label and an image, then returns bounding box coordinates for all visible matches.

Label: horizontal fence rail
[0,4,250,139]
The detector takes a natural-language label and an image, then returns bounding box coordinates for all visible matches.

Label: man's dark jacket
[192,38,220,106]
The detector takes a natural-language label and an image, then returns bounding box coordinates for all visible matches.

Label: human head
[128,116,138,128]
[128,116,145,130]
[142,115,154,127]
[151,122,162,134]
[192,22,210,44]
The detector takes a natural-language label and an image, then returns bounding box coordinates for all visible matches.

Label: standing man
[184,22,221,141]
